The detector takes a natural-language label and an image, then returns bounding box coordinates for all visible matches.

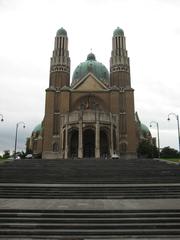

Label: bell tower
[109,27,137,158]
[49,27,70,88]
[42,28,71,159]
[110,27,130,88]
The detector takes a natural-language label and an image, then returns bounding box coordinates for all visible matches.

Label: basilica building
[27,27,149,159]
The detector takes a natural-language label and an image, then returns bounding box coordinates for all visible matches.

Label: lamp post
[14,121,26,159]
[0,114,4,122]
[150,121,160,158]
[167,113,180,153]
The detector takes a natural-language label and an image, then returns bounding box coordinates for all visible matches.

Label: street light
[150,121,160,158]
[0,114,4,122]
[167,113,180,153]
[14,121,26,159]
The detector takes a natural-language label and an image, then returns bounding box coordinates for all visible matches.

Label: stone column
[59,115,64,158]
[95,111,100,158]
[64,114,69,159]
[64,124,68,159]
[78,118,83,159]
[110,113,114,156]
[116,114,120,155]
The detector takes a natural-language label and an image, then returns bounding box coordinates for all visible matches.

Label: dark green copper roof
[56,27,67,36]
[113,27,124,37]
[141,123,151,134]
[71,53,109,86]
[87,53,96,61]
[33,123,42,133]
[140,123,152,139]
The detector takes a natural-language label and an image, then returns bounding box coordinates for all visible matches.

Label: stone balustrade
[61,110,117,126]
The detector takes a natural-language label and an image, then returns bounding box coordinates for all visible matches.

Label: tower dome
[113,27,124,37]
[71,53,109,86]
[87,52,96,61]
[56,27,67,36]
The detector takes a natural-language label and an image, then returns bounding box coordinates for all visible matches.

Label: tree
[15,151,26,159]
[160,146,180,158]
[2,150,10,159]
[137,140,158,158]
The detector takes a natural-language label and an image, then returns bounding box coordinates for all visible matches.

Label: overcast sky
[0,0,180,155]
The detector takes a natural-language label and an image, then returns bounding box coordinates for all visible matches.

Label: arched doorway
[100,129,110,158]
[83,129,95,158]
[69,129,78,158]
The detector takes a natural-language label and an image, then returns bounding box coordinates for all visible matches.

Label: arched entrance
[100,129,110,158]
[69,129,78,158]
[83,129,95,158]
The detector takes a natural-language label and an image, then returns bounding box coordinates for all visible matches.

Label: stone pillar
[64,114,69,159]
[64,123,68,159]
[59,115,64,158]
[116,114,120,155]
[110,113,114,156]
[78,119,83,159]
[95,112,100,158]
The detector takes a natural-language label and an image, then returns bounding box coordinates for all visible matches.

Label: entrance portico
[62,110,117,159]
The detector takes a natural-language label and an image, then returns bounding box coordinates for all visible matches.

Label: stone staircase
[0,158,180,239]
[0,158,180,184]
[0,183,180,199]
[1,209,180,239]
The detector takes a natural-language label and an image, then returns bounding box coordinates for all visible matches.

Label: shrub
[137,140,159,158]
[160,146,180,158]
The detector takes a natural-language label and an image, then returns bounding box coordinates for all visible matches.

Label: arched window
[53,142,59,152]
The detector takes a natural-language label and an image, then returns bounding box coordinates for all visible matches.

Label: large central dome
[71,53,109,86]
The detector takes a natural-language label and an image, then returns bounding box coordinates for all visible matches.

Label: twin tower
[42,27,138,159]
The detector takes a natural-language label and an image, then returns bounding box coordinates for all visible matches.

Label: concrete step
[0,209,180,238]
[0,159,180,184]
[1,158,180,239]
[0,185,180,199]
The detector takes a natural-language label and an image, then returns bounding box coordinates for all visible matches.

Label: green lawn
[0,158,13,164]
[0,158,7,163]
[161,158,180,163]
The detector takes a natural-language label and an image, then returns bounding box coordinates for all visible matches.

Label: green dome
[72,53,109,86]
[113,27,124,37]
[33,123,42,133]
[56,27,67,36]
[140,123,151,135]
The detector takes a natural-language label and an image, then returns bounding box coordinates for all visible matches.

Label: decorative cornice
[110,64,129,73]
[50,65,70,73]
